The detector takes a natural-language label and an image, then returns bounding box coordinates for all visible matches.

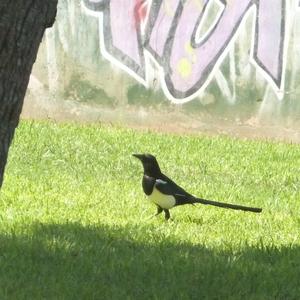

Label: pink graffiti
[84,0,288,100]
[134,0,149,29]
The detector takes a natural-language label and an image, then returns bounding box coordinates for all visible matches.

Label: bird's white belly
[148,187,176,209]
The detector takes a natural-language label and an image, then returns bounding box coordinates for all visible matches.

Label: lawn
[0,120,299,299]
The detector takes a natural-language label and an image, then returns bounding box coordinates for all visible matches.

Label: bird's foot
[145,213,162,221]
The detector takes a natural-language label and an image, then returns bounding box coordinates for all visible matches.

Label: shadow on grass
[0,222,299,299]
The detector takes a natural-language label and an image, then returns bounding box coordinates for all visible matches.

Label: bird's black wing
[159,173,193,197]
[154,179,175,195]
[155,179,194,205]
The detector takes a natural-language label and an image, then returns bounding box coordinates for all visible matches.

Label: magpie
[133,153,262,220]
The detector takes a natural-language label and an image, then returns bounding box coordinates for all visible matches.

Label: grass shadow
[0,222,299,299]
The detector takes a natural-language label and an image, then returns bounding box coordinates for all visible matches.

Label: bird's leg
[155,206,163,216]
[145,206,163,221]
[164,209,171,221]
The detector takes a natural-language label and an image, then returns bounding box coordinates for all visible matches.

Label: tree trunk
[0,0,58,187]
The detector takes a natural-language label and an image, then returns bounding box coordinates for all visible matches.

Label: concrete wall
[24,0,300,139]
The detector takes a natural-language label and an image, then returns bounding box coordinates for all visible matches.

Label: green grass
[0,120,300,299]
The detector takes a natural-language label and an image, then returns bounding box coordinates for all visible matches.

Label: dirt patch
[21,94,300,143]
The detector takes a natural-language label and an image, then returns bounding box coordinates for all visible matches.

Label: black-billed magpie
[133,153,262,220]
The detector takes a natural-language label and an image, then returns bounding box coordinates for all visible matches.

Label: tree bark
[0,0,58,187]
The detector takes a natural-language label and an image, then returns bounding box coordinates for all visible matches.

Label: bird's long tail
[193,197,262,213]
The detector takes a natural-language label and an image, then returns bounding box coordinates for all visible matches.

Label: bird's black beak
[132,153,144,161]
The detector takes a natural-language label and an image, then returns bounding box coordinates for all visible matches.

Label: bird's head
[132,153,161,177]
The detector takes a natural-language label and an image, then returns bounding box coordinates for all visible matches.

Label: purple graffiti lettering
[84,0,287,101]
[84,0,146,79]
[254,0,285,87]
[148,0,285,99]
[145,0,182,60]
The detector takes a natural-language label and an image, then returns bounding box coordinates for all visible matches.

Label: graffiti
[83,0,149,82]
[83,0,295,102]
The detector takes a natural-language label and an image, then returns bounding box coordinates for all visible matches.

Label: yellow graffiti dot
[177,58,192,78]
[193,0,204,11]
[163,1,174,17]
[185,43,194,55]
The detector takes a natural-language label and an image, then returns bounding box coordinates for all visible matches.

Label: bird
[133,153,262,220]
